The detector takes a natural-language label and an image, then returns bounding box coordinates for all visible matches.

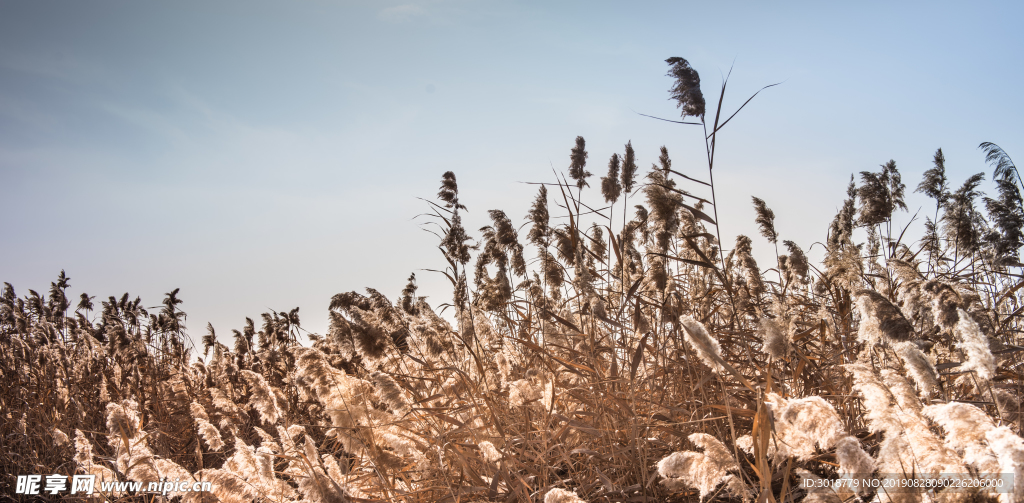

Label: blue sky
[1,1,1021,344]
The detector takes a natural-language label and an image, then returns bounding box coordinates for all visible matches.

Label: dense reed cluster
[3,58,1024,503]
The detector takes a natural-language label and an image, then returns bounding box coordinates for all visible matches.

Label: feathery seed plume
[437,171,465,210]
[765,393,845,461]
[892,342,939,398]
[734,435,754,455]
[980,142,1019,183]
[922,280,963,329]
[350,310,392,362]
[943,172,987,257]
[665,57,705,119]
[679,316,727,373]
[846,362,899,434]
[643,147,684,254]
[751,196,778,243]
[758,317,789,359]
[835,436,876,497]
[370,371,410,415]
[601,153,622,203]
[984,426,1024,502]
[400,273,419,315]
[105,400,139,439]
[733,235,765,296]
[240,370,283,425]
[191,401,226,451]
[152,459,196,499]
[72,429,118,485]
[621,141,638,194]
[495,351,511,384]
[545,488,587,503]
[52,428,69,447]
[923,402,1000,476]
[857,159,907,226]
[855,290,915,344]
[783,240,809,282]
[869,371,969,484]
[527,185,551,248]
[568,136,591,190]
[509,378,542,407]
[479,440,502,464]
[74,429,94,467]
[917,148,950,206]
[657,433,749,500]
[193,469,259,503]
[954,308,995,382]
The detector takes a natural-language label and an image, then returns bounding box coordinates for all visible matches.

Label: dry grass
[3,59,1024,503]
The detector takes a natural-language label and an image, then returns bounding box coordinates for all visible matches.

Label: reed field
[5,57,1024,503]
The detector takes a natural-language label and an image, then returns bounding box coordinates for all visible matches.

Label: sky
[1,1,1022,348]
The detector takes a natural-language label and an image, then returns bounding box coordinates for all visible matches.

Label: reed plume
[783,240,809,283]
[479,440,502,464]
[679,315,727,373]
[665,56,705,119]
[545,488,588,503]
[568,136,591,190]
[758,316,789,359]
[751,196,778,243]
[602,153,622,204]
[621,140,638,194]
[765,393,845,461]
[240,369,283,424]
[835,436,876,497]
[857,159,907,227]
[923,402,1001,476]
[657,433,750,500]
[984,426,1024,502]
[191,400,225,451]
[733,235,765,297]
[855,289,915,344]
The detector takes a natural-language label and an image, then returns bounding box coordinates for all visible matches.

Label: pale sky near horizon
[2,1,1022,348]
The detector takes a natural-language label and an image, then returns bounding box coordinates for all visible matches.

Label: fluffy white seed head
[197,419,226,451]
[509,378,541,407]
[479,440,502,464]
[370,371,411,416]
[688,433,739,472]
[240,370,283,425]
[847,362,900,434]
[545,488,587,503]
[758,317,789,359]
[855,295,883,347]
[954,308,995,382]
[105,400,140,439]
[892,342,939,398]
[657,433,747,499]
[679,316,727,373]
[835,436,875,497]
[923,402,1000,475]
[73,429,94,467]
[52,428,69,447]
[765,393,845,460]
[984,426,1024,502]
